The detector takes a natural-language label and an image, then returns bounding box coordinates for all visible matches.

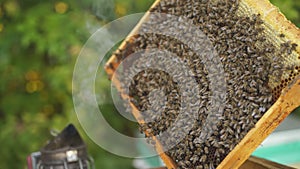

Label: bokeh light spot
[55,2,68,14]
[0,24,3,32]
[25,70,39,81]
[115,4,127,17]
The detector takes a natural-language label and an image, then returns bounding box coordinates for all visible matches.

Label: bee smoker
[27,124,94,169]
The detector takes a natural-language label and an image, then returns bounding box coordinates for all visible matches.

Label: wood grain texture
[153,156,296,169]
[104,0,161,79]
[218,76,300,169]
[110,73,177,168]
[218,0,300,168]
[104,1,178,168]
[242,0,300,47]
[104,0,300,169]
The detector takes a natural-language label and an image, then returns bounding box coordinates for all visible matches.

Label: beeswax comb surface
[105,0,300,168]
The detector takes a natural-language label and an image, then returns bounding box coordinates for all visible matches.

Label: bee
[204,146,209,154]
[220,130,228,140]
[196,165,204,169]
[218,148,225,154]
[200,155,207,162]
[279,33,285,38]
[117,0,292,168]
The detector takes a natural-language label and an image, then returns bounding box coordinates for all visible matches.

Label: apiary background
[253,109,300,168]
[0,0,300,169]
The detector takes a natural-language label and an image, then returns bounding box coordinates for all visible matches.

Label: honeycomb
[106,0,300,168]
[236,2,300,100]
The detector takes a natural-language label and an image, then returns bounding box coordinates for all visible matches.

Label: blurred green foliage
[0,0,299,168]
[270,0,300,27]
[0,0,153,168]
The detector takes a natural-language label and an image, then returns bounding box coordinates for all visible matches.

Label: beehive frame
[105,0,300,168]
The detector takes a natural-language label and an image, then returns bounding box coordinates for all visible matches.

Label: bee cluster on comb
[112,0,300,168]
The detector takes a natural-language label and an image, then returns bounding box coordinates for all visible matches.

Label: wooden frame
[104,0,300,168]
[151,156,296,169]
